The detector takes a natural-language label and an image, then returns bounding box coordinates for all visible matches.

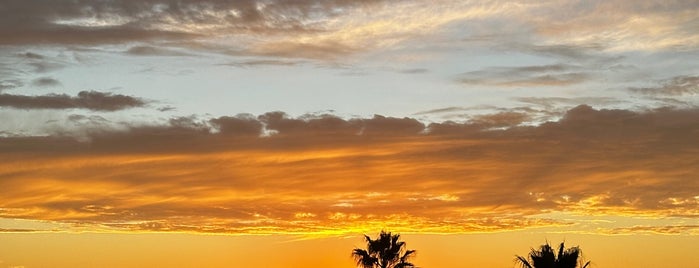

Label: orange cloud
[1,106,697,235]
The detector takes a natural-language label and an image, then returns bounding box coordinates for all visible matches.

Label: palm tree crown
[515,241,590,268]
[352,231,416,268]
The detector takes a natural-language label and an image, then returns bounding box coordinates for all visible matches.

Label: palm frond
[557,242,565,261]
[352,248,377,268]
[395,261,415,268]
[515,255,533,268]
[517,241,591,268]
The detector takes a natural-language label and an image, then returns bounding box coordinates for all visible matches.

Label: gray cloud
[515,97,621,109]
[31,77,61,87]
[458,64,590,87]
[0,0,384,46]
[518,43,606,60]
[28,61,65,73]
[398,68,429,74]
[219,59,301,68]
[414,106,470,115]
[505,43,624,66]
[157,105,177,112]
[124,46,191,56]
[0,90,146,111]
[629,75,699,96]
[467,111,530,128]
[211,114,263,136]
[17,52,45,59]
[0,79,23,91]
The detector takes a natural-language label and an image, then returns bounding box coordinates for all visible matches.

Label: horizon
[1,0,698,267]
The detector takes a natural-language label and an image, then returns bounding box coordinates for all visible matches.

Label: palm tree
[352,231,416,268]
[515,241,590,268]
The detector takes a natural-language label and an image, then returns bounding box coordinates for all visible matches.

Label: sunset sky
[1,0,698,267]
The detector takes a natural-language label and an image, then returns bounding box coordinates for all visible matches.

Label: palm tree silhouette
[515,241,590,268]
[352,231,416,268]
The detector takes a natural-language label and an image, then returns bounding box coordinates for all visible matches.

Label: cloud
[0,106,697,235]
[509,43,608,61]
[605,225,699,235]
[398,68,429,74]
[458,64,590,87]
[526,0,699,52]
[31,77,61,87]
[1,26,196,46]
[157,106,177,112]
[467,111,530,128]
[124,46,191,57]
[17,52,45,60]
[0,228,39,233]
[28,61,65,73]
[515,97,621,109]
[219,59,301,68]
[210,114,263,136]
[249,41,358,60]
[0,0,383,46]
[0,90,146,111]
[0,0,693,69]
[414,107,471,115]
[0,80,23,91]
[629,75,699,96]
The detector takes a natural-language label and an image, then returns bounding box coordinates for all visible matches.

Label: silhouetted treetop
[352,231,416,268]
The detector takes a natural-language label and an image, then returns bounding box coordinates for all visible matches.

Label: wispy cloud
[458,64,590,87]
[124,46,192,57]
[0,0,382,46]
[604,225,699,235]
[1,0,695,62]
[515,97,622,109]
[629,75,699,96]
[0,80,23,91]
[218,59,302,68]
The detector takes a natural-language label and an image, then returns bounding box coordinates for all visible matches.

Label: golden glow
[2,128,697,236]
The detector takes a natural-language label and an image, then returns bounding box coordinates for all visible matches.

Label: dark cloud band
[0,90,146,111]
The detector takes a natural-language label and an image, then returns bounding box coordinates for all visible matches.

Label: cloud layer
[0,91,147,111]
[1,106,697,235]
[0,0,381,46]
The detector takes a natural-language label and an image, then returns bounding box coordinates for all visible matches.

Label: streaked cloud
[397,68,429,74]
[0,106,697,235]
[219,59,301,68]
[0,0,382,46]
[629,75,699,96]
[605,225,699,235]
[515,97,622,109]
[527,0,699,52]
[458,64,590,87]
[1,0,695,63]
[0,80,23,91]
[248,41,358,60]
[124,46,192,57]
[0,91,147,111]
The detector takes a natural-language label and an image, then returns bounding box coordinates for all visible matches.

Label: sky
[0,0,698,267]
